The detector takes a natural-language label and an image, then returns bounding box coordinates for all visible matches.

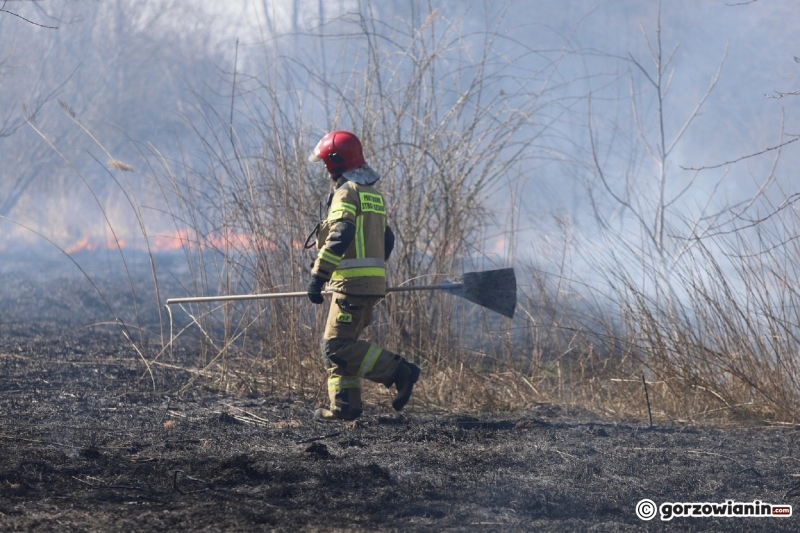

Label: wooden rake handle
[165,283,463,305]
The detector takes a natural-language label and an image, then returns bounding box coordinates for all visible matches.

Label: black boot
[314,407,362,422]
[390,361,420,411]
[315,386,362,422]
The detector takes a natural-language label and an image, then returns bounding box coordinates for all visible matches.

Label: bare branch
[629,76,658,162]
[666,43,727,156]
[691,193,800,240]
[767,88,800,100]
[679,114,788,243]
[627,52,657,89]
[681,135,800,171]
[0,0,58,29]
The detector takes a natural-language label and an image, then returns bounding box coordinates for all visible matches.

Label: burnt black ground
[1,255,800,532]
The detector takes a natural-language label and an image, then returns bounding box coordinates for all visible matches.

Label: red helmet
[308,130,366,176]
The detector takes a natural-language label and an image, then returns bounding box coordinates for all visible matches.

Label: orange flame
[152,229,192,252]
[65,237,99,254]
[64,229,285,254]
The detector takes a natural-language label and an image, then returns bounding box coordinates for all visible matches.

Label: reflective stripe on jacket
[313,179,387,296]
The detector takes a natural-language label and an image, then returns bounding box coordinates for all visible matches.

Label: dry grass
[25,6,800,426]
[151,10,561,407]
[146,8,800,425]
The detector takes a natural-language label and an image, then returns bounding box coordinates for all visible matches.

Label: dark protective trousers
[322,294,404,418]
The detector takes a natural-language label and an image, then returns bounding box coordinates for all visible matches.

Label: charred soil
[1,264,799,532]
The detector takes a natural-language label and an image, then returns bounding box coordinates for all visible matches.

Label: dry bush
[526,205,800,424]
[154,8,569,410]
[32,6,800,426]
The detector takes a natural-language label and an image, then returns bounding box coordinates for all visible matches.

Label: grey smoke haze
[0,0,797,265]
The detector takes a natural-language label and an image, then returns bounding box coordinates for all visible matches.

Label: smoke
[1,0,799,287]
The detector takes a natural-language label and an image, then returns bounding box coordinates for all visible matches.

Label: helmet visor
[308,140,323,163]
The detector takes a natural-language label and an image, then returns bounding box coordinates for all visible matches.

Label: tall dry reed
[27,6,800,424]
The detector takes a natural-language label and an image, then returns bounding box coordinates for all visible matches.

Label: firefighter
[307,130,420,421]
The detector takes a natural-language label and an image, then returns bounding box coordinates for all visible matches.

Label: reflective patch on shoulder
[327,202,357,221]
[336,312,353,323]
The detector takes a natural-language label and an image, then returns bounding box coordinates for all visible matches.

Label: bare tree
[577,0,800,420]
[587,0,735,265]
[0,0,61,141]
[0,0,227,222]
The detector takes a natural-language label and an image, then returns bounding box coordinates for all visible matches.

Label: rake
[165,268,517,318]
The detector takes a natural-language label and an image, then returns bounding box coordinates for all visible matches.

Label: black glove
[306,275,327,304]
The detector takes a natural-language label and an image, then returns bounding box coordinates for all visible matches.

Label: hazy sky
[199,0,799,133]
[2,0,798,257]
[190,0,799,200]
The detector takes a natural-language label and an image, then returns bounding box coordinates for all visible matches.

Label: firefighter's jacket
[312,177,394,296]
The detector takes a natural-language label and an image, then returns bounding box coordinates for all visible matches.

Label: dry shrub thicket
[59,10,800,424]
[150,11,557,412]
